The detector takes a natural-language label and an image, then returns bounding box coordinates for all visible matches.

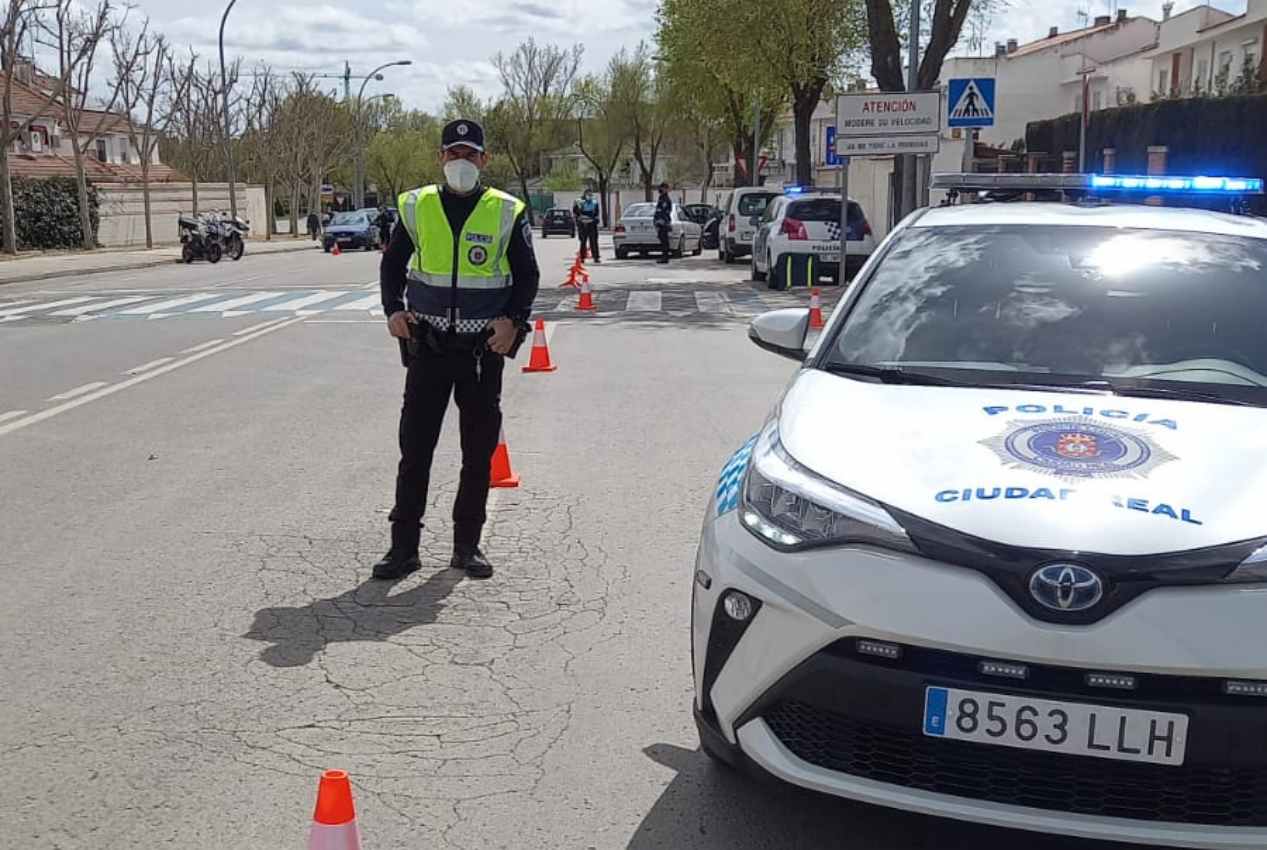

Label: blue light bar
[1090,174,1264,194]
[784,186,806,195]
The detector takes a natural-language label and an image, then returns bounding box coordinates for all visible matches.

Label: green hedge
[0,176,100,250]
[1026,95,1267,214]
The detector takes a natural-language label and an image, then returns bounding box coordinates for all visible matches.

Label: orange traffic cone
[521,319,557,373]
[490,427,520,488]
[808,288,824,329]
[309,770,361,850]
[577,277,596,311]
[331,242,342,257]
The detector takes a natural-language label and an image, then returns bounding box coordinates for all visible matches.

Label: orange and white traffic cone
[331,242,342,257]
[521,319,557,373]
[577,277,596,311]
[561,260,580,288]
[808,288,824,329]
[308,770,361,850]
[490,427,520,488]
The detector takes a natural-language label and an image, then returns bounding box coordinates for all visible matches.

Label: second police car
[694,172,1267,848]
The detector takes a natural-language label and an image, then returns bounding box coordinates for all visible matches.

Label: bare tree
[613,44,673,201]
[116,28,183,248]
[492,38,582,222]
[240,65,281,239]
[573,58,630,227]
[0,0,79,253]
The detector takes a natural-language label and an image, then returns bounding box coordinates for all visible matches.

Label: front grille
[765,700,1267,827]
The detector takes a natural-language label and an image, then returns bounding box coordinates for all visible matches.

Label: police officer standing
[572,189,601,263]
[375,119,539,581]
[654,182,673,264]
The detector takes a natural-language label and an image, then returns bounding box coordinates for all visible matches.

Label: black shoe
[593,257,602,264]
[372,551,421,580]
[450,545,494,579]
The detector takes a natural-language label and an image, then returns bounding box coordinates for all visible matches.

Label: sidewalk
[0,237,317,286]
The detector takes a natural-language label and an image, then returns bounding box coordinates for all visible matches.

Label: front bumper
[692,511,1267,847]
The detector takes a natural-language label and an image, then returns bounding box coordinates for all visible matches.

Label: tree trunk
[597,174,610,228]
[71,145,94,250]
[263,179,273,240]
[517,174,534,225]
[141,163,153,249]
[700,162,714,202]
[792,84,823,187]
[0,148,15,254]
[289,183,299,239]
[191,173,200,216]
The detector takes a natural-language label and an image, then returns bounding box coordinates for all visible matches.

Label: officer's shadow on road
[629,743,1097,850]
[244,569,462,668]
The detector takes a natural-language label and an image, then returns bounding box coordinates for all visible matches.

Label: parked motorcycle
[178,214,223,264]
[210,211,249,261]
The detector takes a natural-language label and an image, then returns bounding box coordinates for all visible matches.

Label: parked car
[541,207,575,238]
[613,202,703,259]
[682,203,715,225]
[751,190,875,284]
[322,211,380,252]
[718,186,782,263]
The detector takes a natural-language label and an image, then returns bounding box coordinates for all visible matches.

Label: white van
[717,186,782,263]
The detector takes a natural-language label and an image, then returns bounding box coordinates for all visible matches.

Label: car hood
[777,369,1267,555]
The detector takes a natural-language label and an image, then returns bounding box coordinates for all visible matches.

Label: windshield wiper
[1077,380,1256,407]
[821,363,959,386]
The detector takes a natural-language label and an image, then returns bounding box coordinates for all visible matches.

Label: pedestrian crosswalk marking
[263,290,348,312]
[694,291,727,314]
[0,295,95,316]
[626,291,661,311]
[190,291,285,313]
[119,292,222,315]
[334,294,380,311]
[51,296,148,316]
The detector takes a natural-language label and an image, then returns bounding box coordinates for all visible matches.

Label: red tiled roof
[0,74,59,119]
[7,152,183,183]
[1009,22,1120,58]
[77,109,131,136]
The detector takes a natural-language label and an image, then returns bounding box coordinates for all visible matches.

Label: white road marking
[333,294,381,311]
[693,291,728,314]
[0,296,97,317]
[0,317,305,438]
[189,291,285,312]
[50,296,149,317]
[118,292,222,315]
[554,297,574,312]
[303,319,381,324]
[0,299,34,310]
[180,338,225,354]
[232,318,289,336]
[124,357,174,375]
[0,410,29,423]
[626,291,661,311]
[262,290,347,312]
[48,381,109,401]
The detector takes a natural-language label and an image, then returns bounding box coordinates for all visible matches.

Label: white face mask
[443,159,480,193]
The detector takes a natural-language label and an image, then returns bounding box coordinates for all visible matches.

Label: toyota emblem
[1029,564,1104,612]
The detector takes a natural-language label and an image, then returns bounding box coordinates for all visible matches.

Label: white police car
[751,188,876,284]
[694,173,1267,848]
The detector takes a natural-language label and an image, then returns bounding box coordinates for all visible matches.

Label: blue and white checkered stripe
[716,435,758,515]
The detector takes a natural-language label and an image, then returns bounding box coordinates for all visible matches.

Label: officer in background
[376,118,539,581]
[654,182,673,264]
[572,189,601,263]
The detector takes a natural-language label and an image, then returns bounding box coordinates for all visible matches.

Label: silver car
[613,202,702,259]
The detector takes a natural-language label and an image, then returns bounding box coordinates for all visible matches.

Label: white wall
[96,183,268,247]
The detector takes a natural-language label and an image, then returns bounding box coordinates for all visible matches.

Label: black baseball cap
[442,119,485,152]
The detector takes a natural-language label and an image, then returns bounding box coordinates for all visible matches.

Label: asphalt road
[1,235,1153,848]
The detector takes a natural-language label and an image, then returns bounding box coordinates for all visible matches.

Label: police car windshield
[827,225,1267,405]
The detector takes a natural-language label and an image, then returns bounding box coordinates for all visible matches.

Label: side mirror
[749,309,810,361]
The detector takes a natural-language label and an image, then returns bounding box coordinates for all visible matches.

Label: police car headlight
[1226,543,1267,584]
[739,423,914,553]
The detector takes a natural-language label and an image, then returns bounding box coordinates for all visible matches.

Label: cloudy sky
[137,0,1247,112]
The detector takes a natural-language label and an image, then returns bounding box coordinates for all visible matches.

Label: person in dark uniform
[654,182,673,264]
[572,189,601,263]
[374,206,392,249]
[376,118,540,581]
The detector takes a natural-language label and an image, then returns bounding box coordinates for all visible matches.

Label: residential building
[1,66,179,182]
[1144,0,1267,97]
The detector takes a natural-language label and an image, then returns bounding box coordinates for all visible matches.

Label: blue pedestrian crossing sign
[948,78,995,128]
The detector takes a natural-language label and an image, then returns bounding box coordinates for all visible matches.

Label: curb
[0,240,317,286]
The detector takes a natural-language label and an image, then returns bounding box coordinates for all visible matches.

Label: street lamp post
[351,60,412,209]
[219,0,239,219]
